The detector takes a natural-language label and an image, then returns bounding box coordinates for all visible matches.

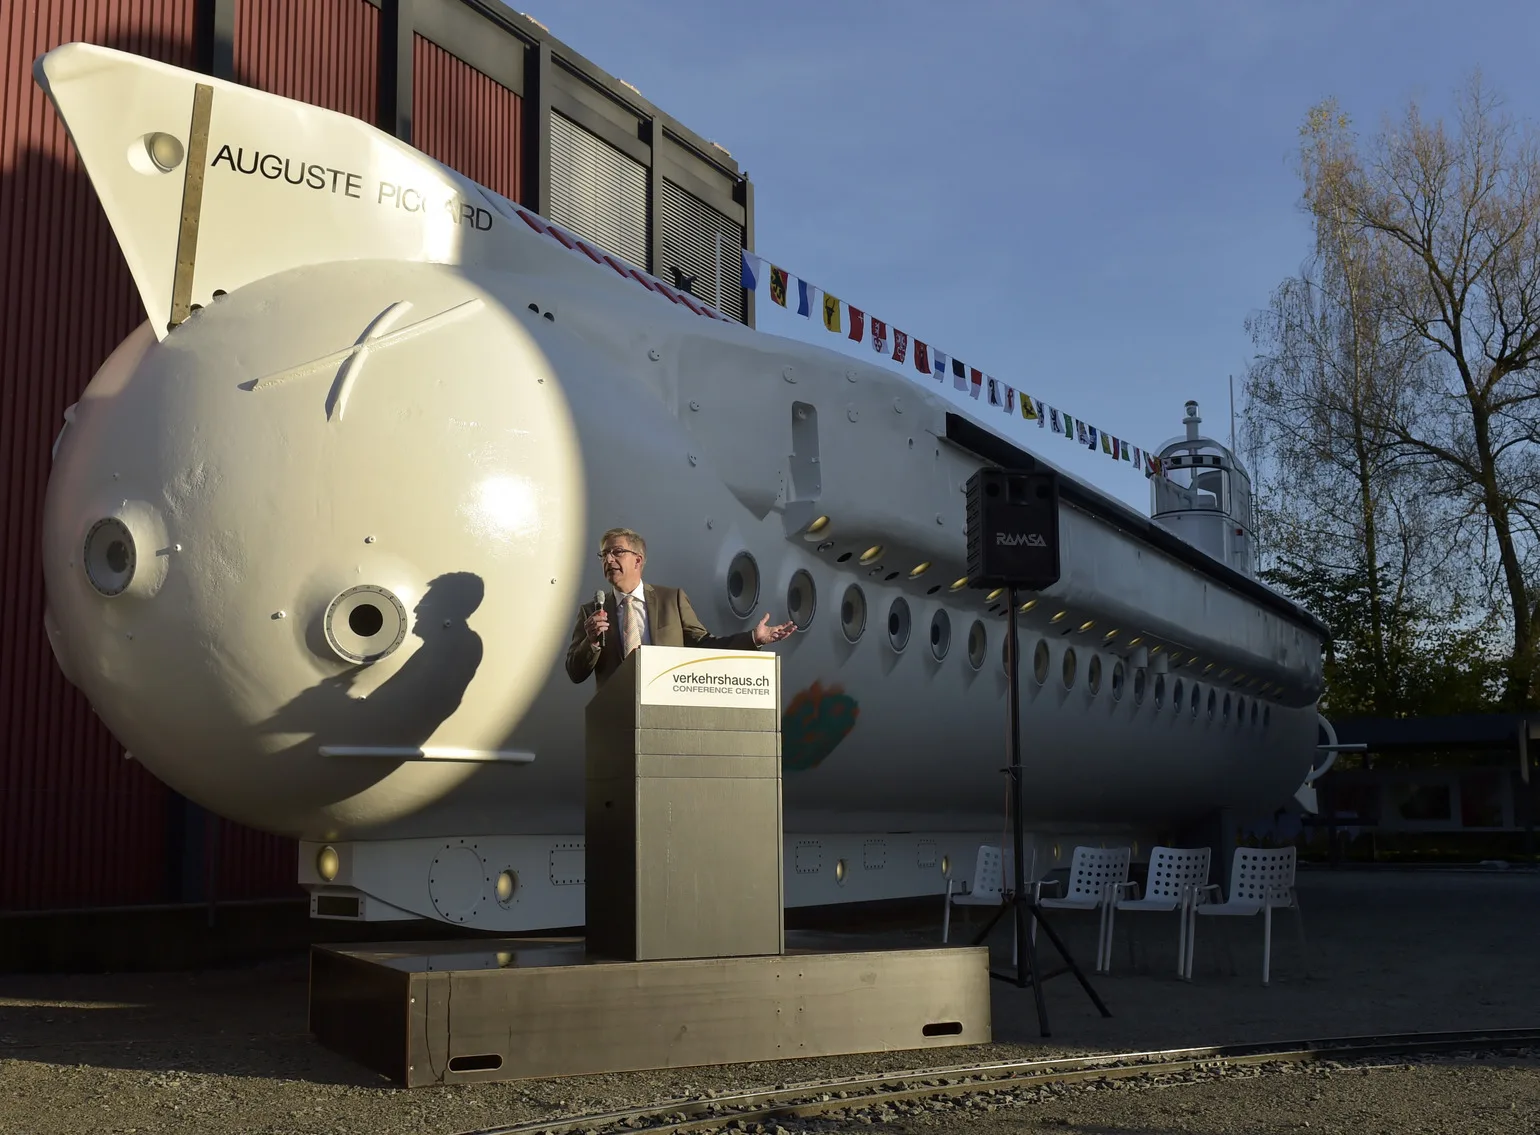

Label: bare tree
[1264,83,1540,710]
[1244,101,1454,715]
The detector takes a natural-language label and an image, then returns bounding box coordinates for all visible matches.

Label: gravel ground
[780,1053,1540,1134]
[2,868,1538,1135]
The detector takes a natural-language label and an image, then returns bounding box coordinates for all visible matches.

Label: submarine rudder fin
[33,42,504,342]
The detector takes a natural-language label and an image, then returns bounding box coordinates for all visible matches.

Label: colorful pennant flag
[736,245,1169,482]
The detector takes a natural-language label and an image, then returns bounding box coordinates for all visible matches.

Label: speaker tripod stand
[969,583,1112,1037]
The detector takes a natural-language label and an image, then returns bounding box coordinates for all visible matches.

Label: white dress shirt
[612,580,651,646]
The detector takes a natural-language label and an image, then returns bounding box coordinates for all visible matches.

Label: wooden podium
[584,644,784,960]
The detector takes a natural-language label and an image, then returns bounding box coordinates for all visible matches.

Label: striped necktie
[622,594,643,656]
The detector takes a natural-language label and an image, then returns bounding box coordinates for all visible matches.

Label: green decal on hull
[782,681,859,772]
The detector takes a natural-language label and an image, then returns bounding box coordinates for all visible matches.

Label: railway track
[460,1027,1540,1135]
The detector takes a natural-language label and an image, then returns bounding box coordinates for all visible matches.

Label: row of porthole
[795,526,1305,699]
[732,551,993,664]
[1027,639,1272,727]
[728,551,1275,726]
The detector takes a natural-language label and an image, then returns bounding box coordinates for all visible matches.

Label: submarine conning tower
[1150,400,1256,577]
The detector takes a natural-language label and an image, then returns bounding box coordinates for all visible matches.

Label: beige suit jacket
[564,582,758,687]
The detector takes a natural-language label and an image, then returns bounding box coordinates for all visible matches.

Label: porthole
[83,517,137,597]
[786,569,816,629]
[324,584,408,664]
[1132,667,1146,705]
[840,584,867,642]
[1172,678,1184,711]
[930,610,951,660]
[967,620,987,670]
[1111,660,1125,701]
[1207,689,1216,721]
[1033,639,1050,685]
[926,584,941,595]
[1251,701,1259,725]
[1191,683,1201,718]
[1152,673,1164,708]
[1222,693,1232,722]
[727,551,760,617]
[1087,654,1102,695]
[887,598,912,652]
[836,551,853,563]
[1264,706,1271,728]
[1062,647,1078,689]
[1238,696,1247,724]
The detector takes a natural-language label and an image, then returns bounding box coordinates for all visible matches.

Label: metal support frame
[968,584,1110,1037]
[194,0,236,80]
[523,39,553,214]
[377,0,414,142]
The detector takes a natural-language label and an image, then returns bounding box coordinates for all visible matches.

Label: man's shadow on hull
[258,572,486,816]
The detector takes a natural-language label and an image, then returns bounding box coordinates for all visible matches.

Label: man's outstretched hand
[752,612,797,646]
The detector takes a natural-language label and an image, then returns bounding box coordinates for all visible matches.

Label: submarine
[33,43,1326,930]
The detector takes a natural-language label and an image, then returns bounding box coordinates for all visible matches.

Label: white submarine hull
[33,45,1326,927]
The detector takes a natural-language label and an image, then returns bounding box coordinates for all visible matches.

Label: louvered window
[547,111,648,269]
[660,178,746,323]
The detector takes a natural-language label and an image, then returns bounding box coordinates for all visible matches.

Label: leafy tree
[1262,556,1503,718]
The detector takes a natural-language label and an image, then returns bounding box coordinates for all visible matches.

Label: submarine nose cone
[41,260,586,837]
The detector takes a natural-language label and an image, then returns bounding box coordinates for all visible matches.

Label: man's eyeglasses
[599,548,639,562]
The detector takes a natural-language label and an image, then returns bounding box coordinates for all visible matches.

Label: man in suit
[566,527,795,687]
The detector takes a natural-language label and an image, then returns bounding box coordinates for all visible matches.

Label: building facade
[0,0,753,911]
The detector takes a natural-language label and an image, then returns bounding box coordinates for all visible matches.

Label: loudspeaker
[965,468,1061,590]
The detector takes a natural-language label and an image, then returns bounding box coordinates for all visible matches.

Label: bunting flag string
[739,248,1170,480]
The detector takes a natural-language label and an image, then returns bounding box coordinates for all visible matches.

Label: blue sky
[513,1,1540,512]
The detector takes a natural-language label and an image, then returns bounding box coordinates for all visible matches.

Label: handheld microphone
[594,589,607,648]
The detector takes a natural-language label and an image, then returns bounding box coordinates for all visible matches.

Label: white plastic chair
[1189,845,1306,985]
[1110,845,1211,978]
[942,844,1036,963]
[1035,845,1132,973]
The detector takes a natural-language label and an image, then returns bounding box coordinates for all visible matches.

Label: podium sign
[634,648,778,709]
[585,646,784,961]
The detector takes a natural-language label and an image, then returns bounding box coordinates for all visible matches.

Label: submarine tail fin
[34,42,496,340]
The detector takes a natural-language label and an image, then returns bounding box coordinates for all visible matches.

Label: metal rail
[461,1027,1540,1135]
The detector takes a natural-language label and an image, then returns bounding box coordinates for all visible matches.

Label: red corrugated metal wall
[5,0,536,913]
[0,0,199,911]
[232,0,377,122]
[412,33,522,204]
